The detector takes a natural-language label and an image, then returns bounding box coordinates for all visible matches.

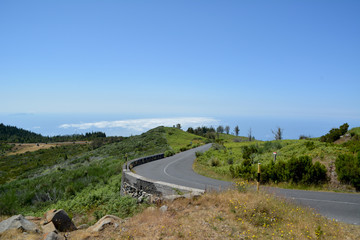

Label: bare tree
[272,127,283,140]
[248,128,252,141]
[234,125,240,136]
[225,125,230,134]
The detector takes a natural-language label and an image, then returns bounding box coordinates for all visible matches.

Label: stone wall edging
[120,153,205,201]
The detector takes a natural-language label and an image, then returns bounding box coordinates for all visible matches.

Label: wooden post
[257,163,261,192]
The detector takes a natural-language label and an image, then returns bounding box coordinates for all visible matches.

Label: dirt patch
[6,142,89,156]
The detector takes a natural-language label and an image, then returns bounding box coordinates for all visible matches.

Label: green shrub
[229,159,256,180]
[195,151,203,158]
[306,161,328,185]
[164,150,175,157]
[0,189,18,215]
[261,156,327,185]
[320,123,349,143]
[287,156,313,184]
[227,157,234,165]
[242,145,259,160]
[305,141,315,150]
[180,147,188,152]
[210,157,220,167]
[212,143,225,151]
[335,153,360,191]
[261,141,282,152]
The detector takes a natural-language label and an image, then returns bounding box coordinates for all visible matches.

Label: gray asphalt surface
[133,144,360,225]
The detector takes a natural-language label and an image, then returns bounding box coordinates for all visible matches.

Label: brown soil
[6,142,89,156]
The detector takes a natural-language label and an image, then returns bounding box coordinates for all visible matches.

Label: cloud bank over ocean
[59,117,219,132]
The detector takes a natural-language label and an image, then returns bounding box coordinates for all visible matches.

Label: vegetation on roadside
[66,187,360,239]
[194,124,360,192]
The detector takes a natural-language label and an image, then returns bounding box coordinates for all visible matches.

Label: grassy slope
[193,131,360,191]
[0,127,169,223]
[350,127,360,136]
[164,127,207,152]
[194,140,351,189]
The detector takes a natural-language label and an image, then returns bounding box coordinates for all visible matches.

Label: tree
[272,127,283,140]
[320,123,349,143]
[225,126,230,134]
[234,125,240,136]
[248,128,253,141]
[187,127,194,134]
[216,125,224,134]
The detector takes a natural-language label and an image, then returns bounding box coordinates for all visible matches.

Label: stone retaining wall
[120,154,204,202]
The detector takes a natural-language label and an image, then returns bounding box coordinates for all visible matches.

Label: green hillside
[0,123,44,143]
[350,127,360,136]
[194,125,360,192]
[0,127,169,223]
[1,123,359,229]
[164,127,207,152]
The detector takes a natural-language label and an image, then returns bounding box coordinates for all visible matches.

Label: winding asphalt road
[133,144,360,225]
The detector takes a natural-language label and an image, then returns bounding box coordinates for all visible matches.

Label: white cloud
[59,117,219,132]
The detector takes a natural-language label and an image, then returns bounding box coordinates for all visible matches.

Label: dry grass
[6,142,89,155]
[1,189,360,239]
[71,188,360,240]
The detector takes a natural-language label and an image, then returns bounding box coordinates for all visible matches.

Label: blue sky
[0,1,359,138]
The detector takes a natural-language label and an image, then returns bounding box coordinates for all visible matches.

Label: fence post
[257,163,261,192]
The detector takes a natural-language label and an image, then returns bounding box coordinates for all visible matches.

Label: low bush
[179,147,187,152]
[164,150,175,157]
[335,153,360,191]
[209,157,220,167]
[229,158,256,180]
[242,145,259,160]
[261,156,327,185]
[195,151,203,158]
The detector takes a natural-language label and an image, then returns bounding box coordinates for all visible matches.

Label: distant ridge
[0,123,44,143]
[0,123,106,143]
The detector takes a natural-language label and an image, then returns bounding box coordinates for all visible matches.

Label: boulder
[89,215,120,232]
[41,221,57,234]
[44,209,77,232]
[77,224,89,230]
[0,214,39,234]
[160,205,168,213]
[43,231,65,240]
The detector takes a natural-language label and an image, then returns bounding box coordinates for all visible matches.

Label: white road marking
[292,197,360,206]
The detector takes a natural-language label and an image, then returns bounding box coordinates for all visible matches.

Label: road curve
[133,144,360,225]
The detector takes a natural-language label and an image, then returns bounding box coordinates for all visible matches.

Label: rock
[43,231,65,240]
[44,209,57,223]
[145,206,156,212]
[44,209,77,232]
[41,221,57,234]
[114,223,119,229]
[0,214,39,234]
[159,205,168,213]
[89,215,120,232]
[25,216,42,221]
[77,224,89,230]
